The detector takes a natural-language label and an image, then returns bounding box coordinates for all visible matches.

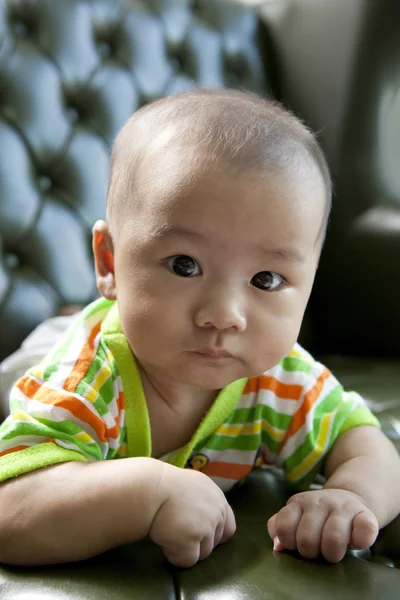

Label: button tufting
[66,106,79,123]
[170,55,183,72]
[189,0,200,12]
[38,175,53,192]
[97,41,112,59]
[5,253,20,269]
[13,22,28,37]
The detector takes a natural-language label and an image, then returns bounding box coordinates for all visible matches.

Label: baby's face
[111,161,325,390]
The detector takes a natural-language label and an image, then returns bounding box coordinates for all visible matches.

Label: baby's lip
[196,348,233,359]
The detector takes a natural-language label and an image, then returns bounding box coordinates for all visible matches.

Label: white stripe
[53,438,98,460]
[234,388,299,417]
[0,435,54,451]
[289,411,337,482]
[277,376,344,463]
[257,389,301,416]
[198,448,258,465]
[235,363,308,415]
[234,390,258,410]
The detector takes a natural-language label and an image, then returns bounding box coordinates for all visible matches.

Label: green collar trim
[101,302,247,468]
[101,303,151,459]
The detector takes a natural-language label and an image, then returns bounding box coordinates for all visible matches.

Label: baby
[0,89,399,568]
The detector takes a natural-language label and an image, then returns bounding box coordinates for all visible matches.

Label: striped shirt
[0,298,379,492]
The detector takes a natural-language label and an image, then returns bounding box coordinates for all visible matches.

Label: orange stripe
[279,367,331,450]
[113,391,125,434]
[117,391,125,412]
[35,386,109,443]
[202,461,253,480]
[43,438,56,445]
[16,376,41,399]
[63,322,102,393]
[16,376,110,443]
[244,375,302,400]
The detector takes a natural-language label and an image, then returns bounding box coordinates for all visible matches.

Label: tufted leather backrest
[0,0,275,360]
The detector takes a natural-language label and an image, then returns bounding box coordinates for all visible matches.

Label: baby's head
[93,89,331,389]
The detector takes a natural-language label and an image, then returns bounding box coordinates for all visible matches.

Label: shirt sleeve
[273,355,380,491]
[0,323,124,483]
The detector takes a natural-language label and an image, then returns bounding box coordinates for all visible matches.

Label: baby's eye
[251,271,283,291]
[166,255,201,277]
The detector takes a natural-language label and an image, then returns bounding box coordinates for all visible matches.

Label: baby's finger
[320,513,352,563]
[295,507,328,559]
[267,514,277,539]
[220,503,236,544]
[199,536,215,561]
[163,541,200,568]
[268,502,303,551]
[350,511,379,551]
[213,520,225,548]
[273,536,286,551]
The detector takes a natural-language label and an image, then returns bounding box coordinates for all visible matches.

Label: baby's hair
[107,89,332,243]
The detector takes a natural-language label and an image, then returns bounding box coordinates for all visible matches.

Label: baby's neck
[137,363,219,459]
[138,363,218,414]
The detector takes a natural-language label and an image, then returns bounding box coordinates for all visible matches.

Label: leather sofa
[0,0,399,597]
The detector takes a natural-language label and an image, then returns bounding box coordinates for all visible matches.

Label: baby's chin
[169,361,254,390]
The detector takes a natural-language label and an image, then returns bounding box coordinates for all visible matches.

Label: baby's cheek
[251,317,300,372]
[122,297,182,356]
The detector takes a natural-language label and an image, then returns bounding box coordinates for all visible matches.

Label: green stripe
[106,445,125,460]
[107,346,120,381]
[259,404,292,430]
[37,418,83,436]
[260,435,282,455]
[227,404,292,431]
[118,425,127,445]
[204,431,261,452]
[281,386,377,479]
[75,341,109,397]
[282,385,346,474]
[1,420,103,461]
[93,376,116,415]
[280,356,313,374]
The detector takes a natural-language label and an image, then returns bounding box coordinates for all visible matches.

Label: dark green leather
[1,471,399,599]
[0,0,399,597]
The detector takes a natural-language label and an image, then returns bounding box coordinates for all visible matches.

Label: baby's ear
[92,220,117,300]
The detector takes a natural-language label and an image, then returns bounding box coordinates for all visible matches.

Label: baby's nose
[194,289,247,332]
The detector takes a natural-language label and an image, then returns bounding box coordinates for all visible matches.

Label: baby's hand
[267,488,379,562]
[149,464,236,568]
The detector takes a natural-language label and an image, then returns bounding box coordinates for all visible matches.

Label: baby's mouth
[195,348,234,359]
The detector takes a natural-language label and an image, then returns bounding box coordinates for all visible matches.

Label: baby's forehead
[135,160,324,237]
[107,90,331,242]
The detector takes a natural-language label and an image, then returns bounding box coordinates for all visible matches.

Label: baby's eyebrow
[150,226,306,264]
[259,247,306,264]
[149,226,207,241]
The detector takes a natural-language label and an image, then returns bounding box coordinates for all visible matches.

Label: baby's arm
[267,426,400,562]
[0,458,235,566]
